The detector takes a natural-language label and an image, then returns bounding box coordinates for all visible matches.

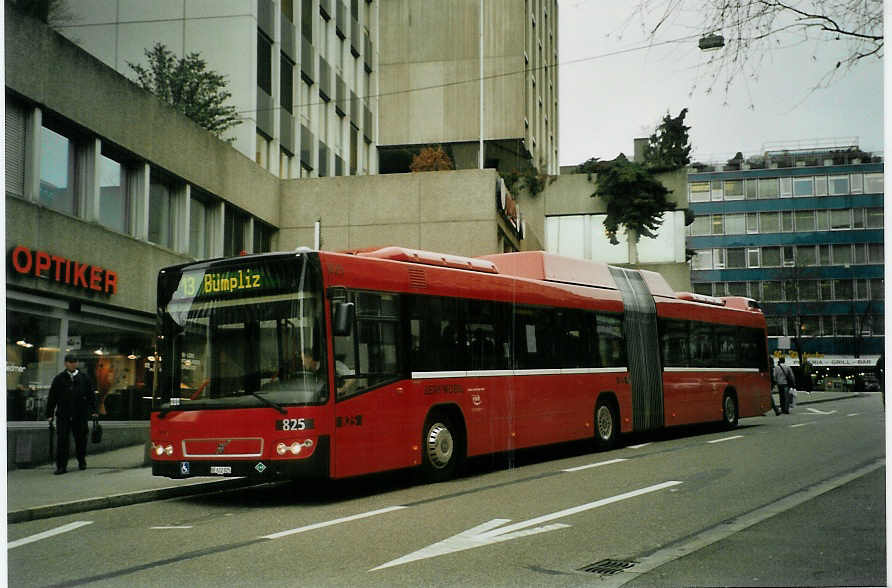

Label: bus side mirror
[333,302,355,336]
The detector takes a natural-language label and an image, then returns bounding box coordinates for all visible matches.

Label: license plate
[209,466,231,475]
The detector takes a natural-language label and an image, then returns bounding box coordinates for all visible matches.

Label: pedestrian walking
[768,357,780,415]
[46,355,98,474]
[875,353,884,405]
[773,356,796,414]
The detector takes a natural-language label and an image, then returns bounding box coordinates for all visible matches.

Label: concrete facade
[378,0,558,174]
[278,169,523,256]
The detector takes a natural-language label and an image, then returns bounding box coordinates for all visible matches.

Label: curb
[8,477,257,524]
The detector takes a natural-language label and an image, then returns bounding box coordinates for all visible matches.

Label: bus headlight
[152,442,174,456]
[276,439,314,456]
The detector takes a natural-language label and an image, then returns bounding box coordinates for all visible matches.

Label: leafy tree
[409,145,454,172]
[128,43,241,139]
[628,0,883,95]
[593,155,672,245]
[642,108,691,171]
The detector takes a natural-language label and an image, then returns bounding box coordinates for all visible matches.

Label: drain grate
[579,558,638,576]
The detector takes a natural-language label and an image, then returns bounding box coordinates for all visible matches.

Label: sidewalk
[6,391,867,524]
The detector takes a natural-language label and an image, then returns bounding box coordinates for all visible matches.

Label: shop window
[254,221,274,253]
[39,126,77,215]
[6,312,62,421]
[67,321,154,419]
[98,154,128,233]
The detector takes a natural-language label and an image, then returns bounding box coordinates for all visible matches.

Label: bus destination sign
[174,269,264,299]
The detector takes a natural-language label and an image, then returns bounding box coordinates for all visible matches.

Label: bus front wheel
[421,414,461,482]
[594,399,618,451]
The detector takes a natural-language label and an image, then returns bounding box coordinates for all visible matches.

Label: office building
[686,142,884,386]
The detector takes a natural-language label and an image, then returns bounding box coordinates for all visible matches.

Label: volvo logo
[216,440,231,454]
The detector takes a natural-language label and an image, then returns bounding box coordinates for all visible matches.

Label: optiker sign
[9,245,118,295]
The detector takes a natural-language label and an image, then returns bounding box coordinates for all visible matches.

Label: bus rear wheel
[421,414,461,482]
[594,399,618,451]
[722,392,739,429]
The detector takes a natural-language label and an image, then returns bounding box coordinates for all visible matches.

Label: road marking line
[707,435,743,444]
[791,422,816,428]
[260,506,407,540]
[371,480,683,571]
[563,458,628,472]
[601,459,885,588]
[627,443,652,449]
[151,526,194,529]
[9,521,93,549]
[805,408,837,415]
[848,413,860,417]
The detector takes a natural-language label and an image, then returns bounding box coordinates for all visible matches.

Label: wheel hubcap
[725,397,736,422]
[426,423,453,469]
[597,406,613,440]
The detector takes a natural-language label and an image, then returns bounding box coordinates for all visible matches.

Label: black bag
[91,417,102,444]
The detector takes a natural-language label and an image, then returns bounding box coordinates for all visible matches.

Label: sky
[557,2,885,167]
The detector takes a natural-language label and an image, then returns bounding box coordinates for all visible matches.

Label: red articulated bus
[150,247,771,482]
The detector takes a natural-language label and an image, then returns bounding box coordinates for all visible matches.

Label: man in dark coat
[46,355,98,474]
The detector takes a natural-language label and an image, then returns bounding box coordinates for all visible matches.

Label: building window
[758,178,778,199]
[763,281,782,301]
[726,248,746,269]
[148,176,174,248]
[819,279,833,300]
[794,210,815,231]
[853,208,866,229]
[766,316,785,336]
[782,246,795,266]
[793,177,814,197]
[864,172,883,193]
[759,211,780,233]
[797,281,818,301]
[727,282,748,296]
[854,243,868,264]
[689,181,710,202]
[779,177,792,197]
[725,214,745,234]
[711,215,724,235]
[870,278,884,299]
[710,179,723,201]
[744,179,758,200]
[816,209,830,230]
[746,213,758,233]
[691,249,712,270]
[868,243,884,264]
[761,247,781,267]
[253,221,273,253]
[814,175,828,196]
[834,279,854,300]
[224,206,247,257]
[39,125,77,215]
[189,193,211,259]
[819,245,831,266]
[692,282,713,296]
[867,208,884,228]
[830,209,851,230]
[796,245,817,266]
[781,211,794,232]
[724,180,744,200]
[98,154,128,233]
[281,54,295,113]
[747,248,760,268]
[258,31,273,94]
[828,175,849,195]
[850,173,863,193]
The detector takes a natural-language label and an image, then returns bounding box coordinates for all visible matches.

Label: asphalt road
[8,394,885,587]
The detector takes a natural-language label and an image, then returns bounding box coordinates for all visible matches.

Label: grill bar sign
[10,245,118,295]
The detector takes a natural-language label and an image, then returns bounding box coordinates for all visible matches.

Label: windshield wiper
[252,391,287,414]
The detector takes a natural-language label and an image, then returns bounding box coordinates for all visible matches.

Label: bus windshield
[157,254,328,411]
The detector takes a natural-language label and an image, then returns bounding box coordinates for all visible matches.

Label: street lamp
[698,33,725,51]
